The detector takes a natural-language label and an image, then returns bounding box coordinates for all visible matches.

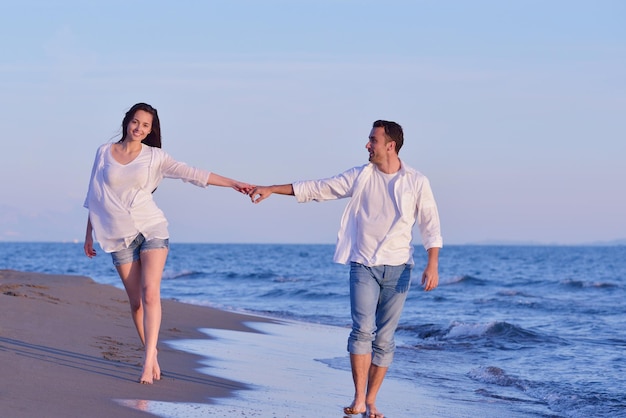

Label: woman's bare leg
[116,261,146,345]
[138,248,168,384]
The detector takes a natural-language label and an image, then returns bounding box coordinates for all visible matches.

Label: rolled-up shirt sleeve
[293,167,359,203]
[160,152,211,187]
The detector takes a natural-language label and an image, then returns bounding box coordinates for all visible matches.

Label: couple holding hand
[84,102,442,418]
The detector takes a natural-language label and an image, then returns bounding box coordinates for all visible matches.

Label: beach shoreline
[4,244,623,417]
[1,269,522,418]
[0,269,273,418]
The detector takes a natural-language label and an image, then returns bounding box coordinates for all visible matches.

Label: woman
[83,102,253,384]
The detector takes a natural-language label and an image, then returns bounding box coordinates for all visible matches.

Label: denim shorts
[110,234,169,266]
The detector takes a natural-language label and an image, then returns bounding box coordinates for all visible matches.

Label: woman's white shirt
[84,143,211,253]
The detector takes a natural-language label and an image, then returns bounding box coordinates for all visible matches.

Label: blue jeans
[348,262,412,367]
[110,234,169,266]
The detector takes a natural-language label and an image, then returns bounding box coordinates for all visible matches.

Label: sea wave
[559,278,618,289]
[468,366,527,390]
[468,366,626,418]
[224,271,277,280]
[495,289,536,297]
[439,275,488,286]
[260,287,341,300]
[402,321,564,350]
[162,269,204,280]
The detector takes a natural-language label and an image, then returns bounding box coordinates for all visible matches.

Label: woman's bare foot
[152,350,161,381]
[139,348,157,384]
[343,401,366,416]
[367,404,384,418]
[139,365,154,384]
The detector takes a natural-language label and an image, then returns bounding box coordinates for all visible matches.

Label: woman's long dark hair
[119,102,162,148]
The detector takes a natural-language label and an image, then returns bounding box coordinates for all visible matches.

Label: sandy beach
[0,269,273,418]
[1,269,511,418]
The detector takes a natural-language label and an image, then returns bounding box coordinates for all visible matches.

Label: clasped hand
[248,186,271,204]
[232,182,272,204]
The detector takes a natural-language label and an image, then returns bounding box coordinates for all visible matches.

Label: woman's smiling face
[126,110,153,142]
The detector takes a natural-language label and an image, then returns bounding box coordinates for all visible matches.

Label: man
[249,120,442,418]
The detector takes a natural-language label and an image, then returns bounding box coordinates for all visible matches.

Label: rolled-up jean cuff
[347,340,395,367]
[347,339,374,356]
[372,350,395,367]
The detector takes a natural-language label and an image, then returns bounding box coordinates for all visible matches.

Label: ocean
[1,242,625,417]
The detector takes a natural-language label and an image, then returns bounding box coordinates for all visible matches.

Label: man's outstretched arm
[250,184,295,204]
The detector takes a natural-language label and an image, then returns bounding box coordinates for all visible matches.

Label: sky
[0,0,624,246]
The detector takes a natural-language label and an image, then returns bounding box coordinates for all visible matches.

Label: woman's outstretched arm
[207,172,255,194]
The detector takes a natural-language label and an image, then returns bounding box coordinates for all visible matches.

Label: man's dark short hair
[373,120,404,153]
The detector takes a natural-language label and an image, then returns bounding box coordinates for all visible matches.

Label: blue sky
[1,0,624,245]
